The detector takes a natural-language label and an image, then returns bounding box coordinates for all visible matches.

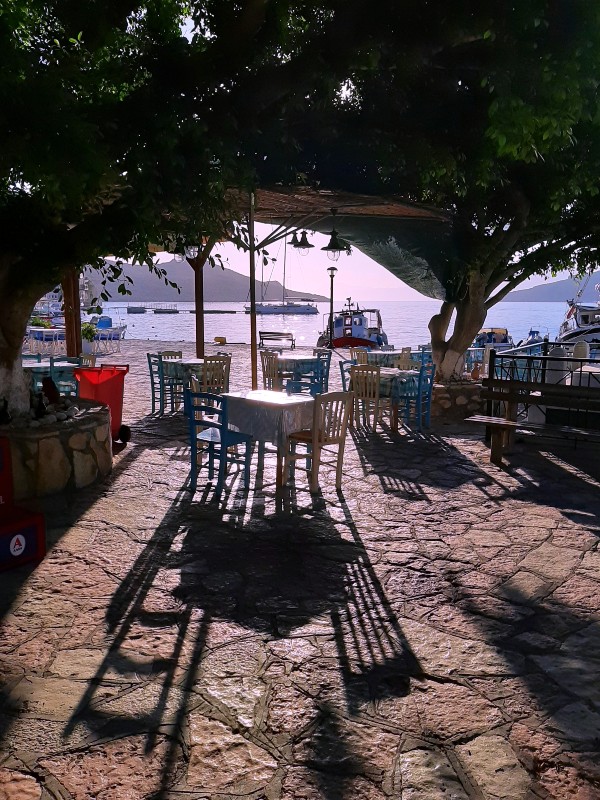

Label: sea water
[104,300,569,347]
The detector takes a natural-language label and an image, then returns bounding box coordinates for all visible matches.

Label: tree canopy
[272,2,600,375]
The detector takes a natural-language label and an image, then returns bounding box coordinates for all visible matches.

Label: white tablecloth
[224,390,314,451]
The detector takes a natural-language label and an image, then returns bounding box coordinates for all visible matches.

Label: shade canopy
[246,187,453,300]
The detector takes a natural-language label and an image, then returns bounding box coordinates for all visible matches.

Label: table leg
[391,402,399,433]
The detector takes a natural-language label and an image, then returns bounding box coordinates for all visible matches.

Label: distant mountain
[87,259,327,303]
[507,272,600,302]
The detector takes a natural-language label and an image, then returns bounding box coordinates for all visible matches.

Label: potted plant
[81,322,97,354]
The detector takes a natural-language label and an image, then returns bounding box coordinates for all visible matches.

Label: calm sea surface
[104,300,569,347]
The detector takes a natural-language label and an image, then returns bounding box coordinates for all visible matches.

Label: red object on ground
[73,365,129,440]
[0,438,46,572]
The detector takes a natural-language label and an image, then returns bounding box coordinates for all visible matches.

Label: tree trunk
[429,274,488,382]
[0,259,60,415]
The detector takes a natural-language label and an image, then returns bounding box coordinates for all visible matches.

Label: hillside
[88,259,327,303]
[507,272,600,302]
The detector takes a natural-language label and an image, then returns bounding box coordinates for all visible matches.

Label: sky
[155,222,567,301]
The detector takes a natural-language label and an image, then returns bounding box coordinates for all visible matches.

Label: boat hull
[557,325,600,343]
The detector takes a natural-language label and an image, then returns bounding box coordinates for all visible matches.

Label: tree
[0,0,385,412]
[285,1,600,379]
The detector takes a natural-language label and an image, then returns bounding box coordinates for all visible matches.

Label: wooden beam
[61,269,81,357]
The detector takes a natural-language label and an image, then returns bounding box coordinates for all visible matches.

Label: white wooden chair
[283,391,353,492]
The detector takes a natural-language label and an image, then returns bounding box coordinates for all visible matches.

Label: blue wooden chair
[313,349,332,391]
[147,353,166,414]
[186,390,253,495]
[395,362,435,431]
[285,379,321,397]
[159,351,184,410]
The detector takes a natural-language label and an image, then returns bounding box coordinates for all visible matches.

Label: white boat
[245,299,318,315]
[316,298,388,349]
[472,327,515,349]
[557,285,600,344]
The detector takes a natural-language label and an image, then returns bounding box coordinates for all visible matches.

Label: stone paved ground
[1,340,600,799]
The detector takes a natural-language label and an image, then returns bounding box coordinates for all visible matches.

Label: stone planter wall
[3,400,113,500]
[431,381,484,423]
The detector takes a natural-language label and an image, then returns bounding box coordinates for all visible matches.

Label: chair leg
[335,441,346,489]
[243,443,252,489]
[309,444,322,493]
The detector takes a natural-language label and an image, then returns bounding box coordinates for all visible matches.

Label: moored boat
[557,286,600,344]
[316,298,388,349]
[245,300,319,315]
[472,327,515,349]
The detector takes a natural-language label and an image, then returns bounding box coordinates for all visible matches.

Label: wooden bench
[259,331,296,350]
[467,377,600,464]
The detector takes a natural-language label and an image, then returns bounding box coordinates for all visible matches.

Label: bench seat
[259,331,296,350]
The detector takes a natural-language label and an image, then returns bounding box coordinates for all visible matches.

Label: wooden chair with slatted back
[79,354,96,367]
[349,363,390,432]
[393,347,413,370]
[260,350,282,390]
[283,391,353,492]
[202,355,231,394]
[349,347,369,365]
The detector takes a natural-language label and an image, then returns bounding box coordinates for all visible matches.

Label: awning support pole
[249,192,258,390]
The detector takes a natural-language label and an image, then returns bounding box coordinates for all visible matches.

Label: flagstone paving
[1,340,600,799]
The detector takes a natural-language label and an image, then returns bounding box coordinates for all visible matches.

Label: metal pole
[249,192,258,389]
[327,266,337,349]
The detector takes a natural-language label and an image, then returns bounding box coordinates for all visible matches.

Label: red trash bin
[73,365,130,442]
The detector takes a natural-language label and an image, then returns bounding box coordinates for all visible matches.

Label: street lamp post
[327,265,337,349]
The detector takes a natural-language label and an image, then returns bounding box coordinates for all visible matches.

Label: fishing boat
[557,283,600,344]
[472,327,515,349]
[316,298,389,349]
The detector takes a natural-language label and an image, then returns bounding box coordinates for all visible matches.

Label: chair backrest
[79,354,96,367]
[147,352,162,377]
[339,359,354,392]
[261,350,281,390]
[286,379,321,397]
[350,364,380,400]
[186,391,225,442]
[418,362,435,397]
[312,391,353,446]
[202,355,231,393]
[394,347,413,370]
[160,350,182,360]
[349,347,369,364]
[313,350,332,391]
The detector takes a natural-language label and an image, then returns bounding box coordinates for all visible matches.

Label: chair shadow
[58,466,422,800]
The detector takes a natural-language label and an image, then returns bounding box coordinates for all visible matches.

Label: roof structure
[233,187,455,300]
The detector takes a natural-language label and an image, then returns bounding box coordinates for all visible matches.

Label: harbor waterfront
[107,300,570,346]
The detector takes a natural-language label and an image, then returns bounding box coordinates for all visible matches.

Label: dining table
[223,389,314,487]
[366,351,407,368]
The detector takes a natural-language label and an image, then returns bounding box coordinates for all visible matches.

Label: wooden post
[61,269,81,357]
[249,192,258,390]
[189,238,217,359]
